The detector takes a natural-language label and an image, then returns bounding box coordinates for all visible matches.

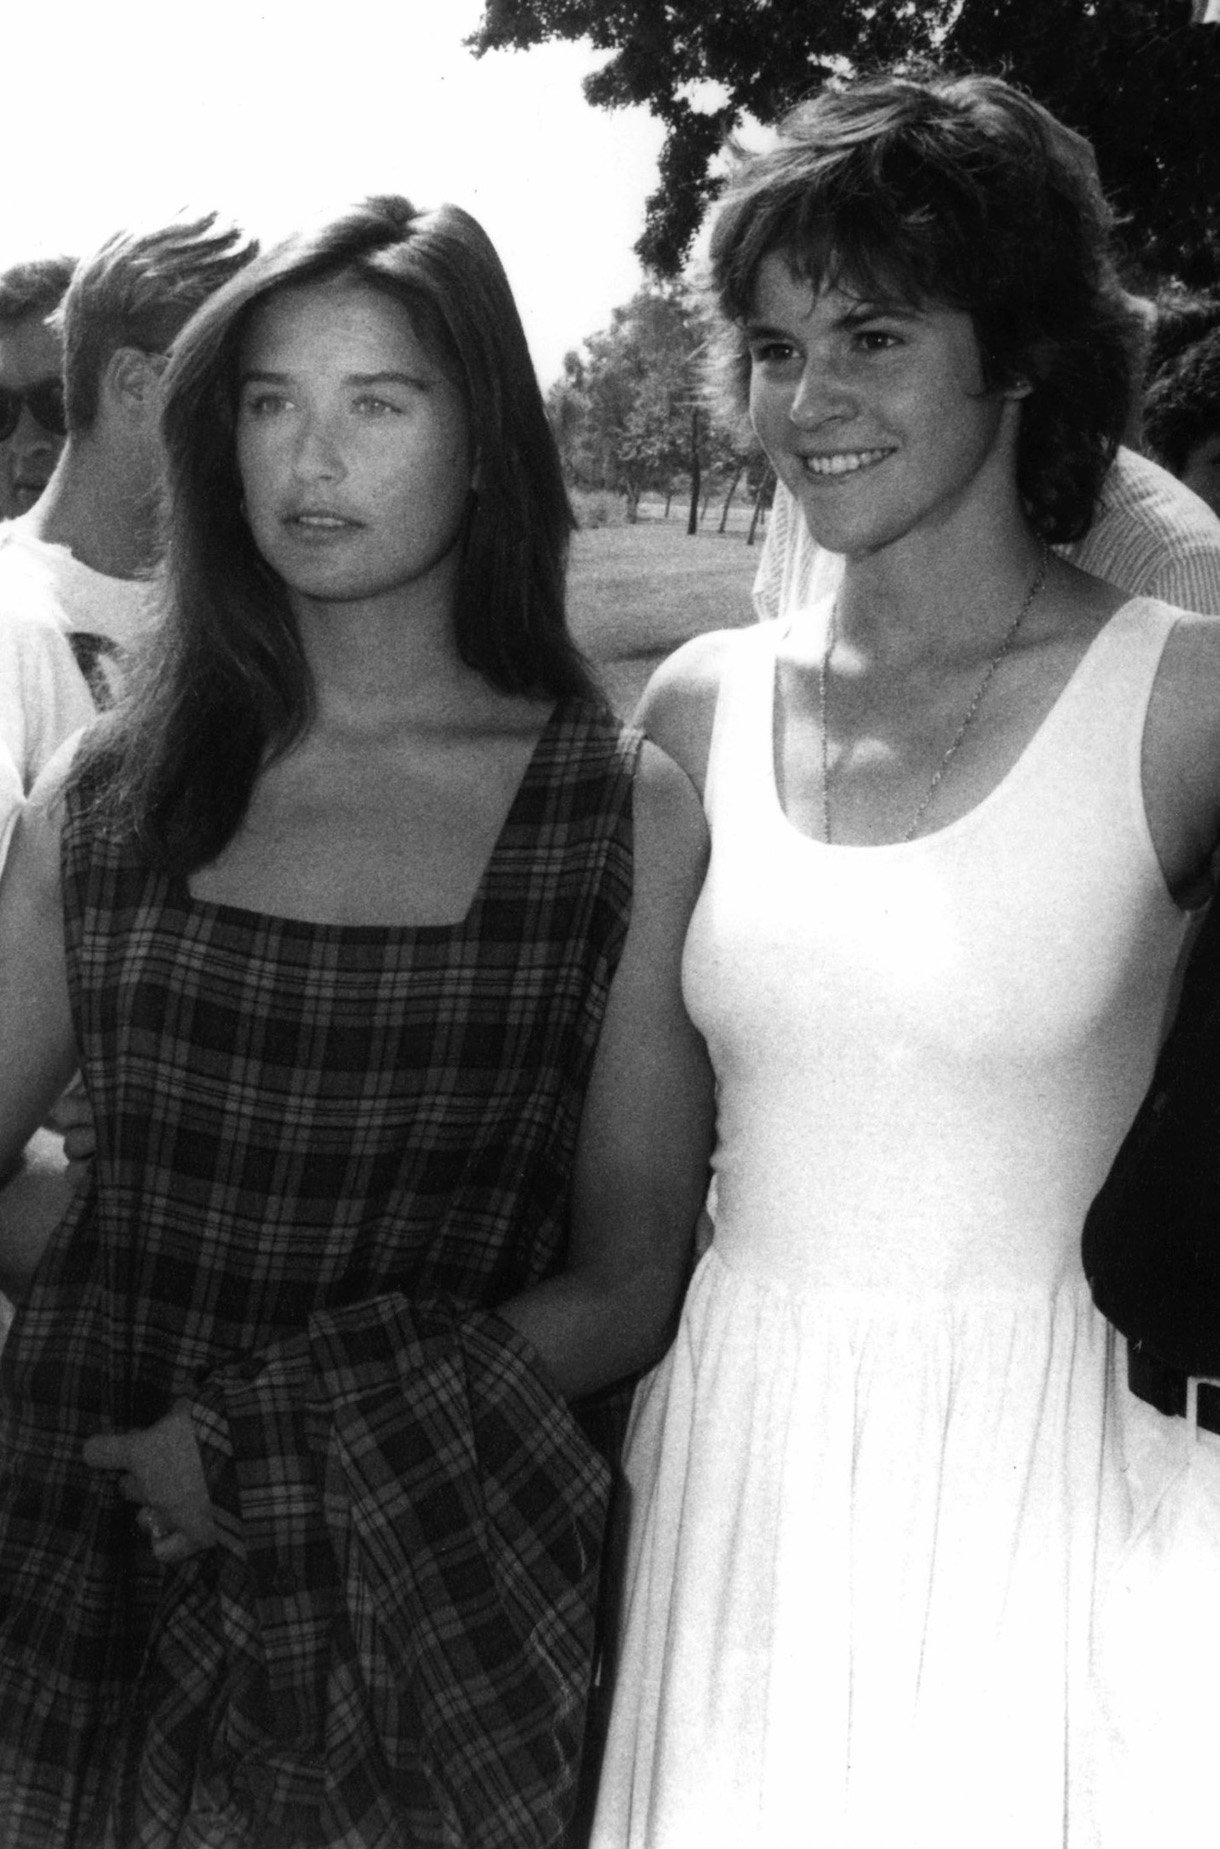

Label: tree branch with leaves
[470,0,1220,284]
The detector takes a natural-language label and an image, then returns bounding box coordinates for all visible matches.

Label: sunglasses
[0,377,66,442]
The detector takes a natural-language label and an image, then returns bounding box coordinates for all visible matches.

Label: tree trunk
[686,409,701,535]
[747,476,770,547]
[718,465,744,533]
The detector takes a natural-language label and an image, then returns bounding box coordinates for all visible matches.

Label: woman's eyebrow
[237,369,430,386]
[839,298,921,323]
[344,369,431,386]
[743,319,794,340]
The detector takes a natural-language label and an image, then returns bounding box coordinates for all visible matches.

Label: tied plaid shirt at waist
[102,1294,611,1849]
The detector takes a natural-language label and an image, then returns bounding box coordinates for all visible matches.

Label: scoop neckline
[762,604,1136,857]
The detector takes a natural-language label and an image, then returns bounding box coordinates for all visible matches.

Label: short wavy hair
[1145,287,1220,383]
[0,255,75,327]
[708,69,1143,545]
[56,214,256,433]
[1143,327,1220,480]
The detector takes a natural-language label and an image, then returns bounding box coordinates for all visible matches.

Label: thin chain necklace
[817,543,1051,845]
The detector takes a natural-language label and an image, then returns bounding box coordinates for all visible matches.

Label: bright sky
[2,0,670,386]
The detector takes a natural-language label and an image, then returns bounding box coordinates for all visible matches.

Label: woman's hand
[46,1077,96,1189]
[83,1402,219,1564]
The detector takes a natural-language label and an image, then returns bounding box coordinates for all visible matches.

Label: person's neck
[834,514,1047,673]
[296,580,500,741]
[22,440,157,580]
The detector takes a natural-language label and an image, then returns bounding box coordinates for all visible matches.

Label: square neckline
[177,699,567,938]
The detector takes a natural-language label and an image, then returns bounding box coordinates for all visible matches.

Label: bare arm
[633,629,738,801]
[0,762,80,1297]
[493,739,716,1396]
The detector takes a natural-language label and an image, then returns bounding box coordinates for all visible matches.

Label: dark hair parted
[87,195,591,874]
[708,70,1143,545]
[1143,327,1220,480]
[0,255,76,327]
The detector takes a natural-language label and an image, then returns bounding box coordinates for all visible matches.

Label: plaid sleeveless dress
[0,697,640,1849]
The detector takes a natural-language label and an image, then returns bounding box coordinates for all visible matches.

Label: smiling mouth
[286,512,361,530]
[800,448,893,477]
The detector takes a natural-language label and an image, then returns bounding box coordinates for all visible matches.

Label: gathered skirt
[592,1247,1130,1849]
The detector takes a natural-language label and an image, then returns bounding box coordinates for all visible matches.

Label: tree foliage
[469,0,1220,285]
[556,287,691,506]
[545,285,755,524]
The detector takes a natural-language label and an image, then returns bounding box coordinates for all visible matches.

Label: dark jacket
[1083,898,1220,1376]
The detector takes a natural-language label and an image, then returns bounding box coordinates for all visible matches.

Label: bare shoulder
[1150,606,1220,734]
[633,627,751,797]
[631,737,710,903]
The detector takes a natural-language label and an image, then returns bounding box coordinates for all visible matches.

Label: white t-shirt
[0,521,157,709]
[0,519,159,829]
[0,604,94,797]
[753,446,1220,622]
[0,525,158,1242]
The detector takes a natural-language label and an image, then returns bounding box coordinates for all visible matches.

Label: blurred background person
[1142,306,1220,519]
[0,256,74,522]
[0,218,256,1344]
[0,216,256,710]
[1143,283,1220,383]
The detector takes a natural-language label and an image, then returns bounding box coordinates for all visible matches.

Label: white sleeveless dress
[592,602,1190,1849]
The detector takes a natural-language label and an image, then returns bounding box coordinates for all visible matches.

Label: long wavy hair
[708,70,1143,545]
[89,195,592,873]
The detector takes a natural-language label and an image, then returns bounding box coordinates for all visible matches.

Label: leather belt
[1127,1344,1220,1436]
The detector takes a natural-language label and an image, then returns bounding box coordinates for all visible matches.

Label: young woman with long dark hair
[0,195,713,1848]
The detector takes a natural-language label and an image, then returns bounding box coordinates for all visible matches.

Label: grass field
[567,511,762,717]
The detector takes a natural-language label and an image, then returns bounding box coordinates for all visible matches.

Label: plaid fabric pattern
[0,699,640,1848]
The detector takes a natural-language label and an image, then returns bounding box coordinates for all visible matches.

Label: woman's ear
[1004,340,1056,401]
